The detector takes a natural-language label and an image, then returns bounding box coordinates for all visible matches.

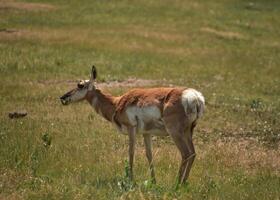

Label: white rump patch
[181,89,205,122]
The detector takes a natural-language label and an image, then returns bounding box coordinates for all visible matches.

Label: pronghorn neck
[86,89,117,122]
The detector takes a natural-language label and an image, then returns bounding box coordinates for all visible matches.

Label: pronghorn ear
[89,65,97,91]
[91,65,97,81]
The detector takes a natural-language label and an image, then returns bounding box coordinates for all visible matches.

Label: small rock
[8,111,27,119]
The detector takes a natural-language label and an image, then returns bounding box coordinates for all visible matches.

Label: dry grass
[125,25,187,42]
[0,28,205,58]
[197,138,280,174]
[0,0,56,11]
[1,0,280,199]
[0,28,183,56]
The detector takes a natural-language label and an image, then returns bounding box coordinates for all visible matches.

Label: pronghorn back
[113,87,204,135]
[116,88,189,111]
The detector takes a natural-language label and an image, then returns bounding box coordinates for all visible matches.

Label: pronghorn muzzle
[60,91,72,105]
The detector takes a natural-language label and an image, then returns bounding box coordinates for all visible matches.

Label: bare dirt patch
[0,29,22,39]
[0,29,58,42]
[0,29,37,42]
[82,25,187,42]
[125,25,187,42]
[201,27,246,40]
[98,78,158,88]
[0,1,56,11]
[38,78,160,88]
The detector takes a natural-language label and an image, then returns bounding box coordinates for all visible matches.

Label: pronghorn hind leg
[168,129,191,185]
[182,123,196,183]
[143,134,156,183]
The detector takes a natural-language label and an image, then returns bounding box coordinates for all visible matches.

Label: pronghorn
[60,66,205,185]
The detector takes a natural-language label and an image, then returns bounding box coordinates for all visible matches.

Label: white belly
[126,106,168,136]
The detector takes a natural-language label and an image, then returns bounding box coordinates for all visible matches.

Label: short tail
[181,89,205,122]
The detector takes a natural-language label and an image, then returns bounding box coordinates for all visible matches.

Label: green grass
[1,0,280,199]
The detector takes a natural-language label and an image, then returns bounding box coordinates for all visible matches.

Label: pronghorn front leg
[143,134,156,183]
[127,126,136,181]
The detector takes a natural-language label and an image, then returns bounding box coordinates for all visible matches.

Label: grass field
[1,0,280,199]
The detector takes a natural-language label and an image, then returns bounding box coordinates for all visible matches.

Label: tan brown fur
[84,87,196,184]
[85,89,118,122]
[60,66,205,185]
[84,87,186,126]
[116,87,185,112]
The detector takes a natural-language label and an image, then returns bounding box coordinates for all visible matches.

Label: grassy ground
[1,0,280,199]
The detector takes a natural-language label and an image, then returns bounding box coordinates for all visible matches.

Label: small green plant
[41,133,52,148]
[175,180,190,191]
[30,149,40,176]
[250,98,263,110]
[197,175,219,199]
[117,160,135,192]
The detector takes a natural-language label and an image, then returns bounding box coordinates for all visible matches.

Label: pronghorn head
[60,66,97,105]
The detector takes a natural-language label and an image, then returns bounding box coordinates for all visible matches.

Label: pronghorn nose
[60,93,70,105]
[60,95,66,100]
[60,97,68,105]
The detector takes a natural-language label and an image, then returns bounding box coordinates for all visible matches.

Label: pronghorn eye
[77,82,84,89]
